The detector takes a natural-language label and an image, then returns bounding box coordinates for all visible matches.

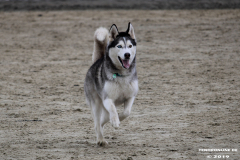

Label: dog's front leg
[119,97,135,121]
[103,98,120,128]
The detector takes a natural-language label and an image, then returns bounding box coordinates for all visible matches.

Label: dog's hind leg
[100,107,110,127]
[119,97,135,121]
[91,98,108,146]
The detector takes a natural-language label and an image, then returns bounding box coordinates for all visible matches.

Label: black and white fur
[84,23,138,146]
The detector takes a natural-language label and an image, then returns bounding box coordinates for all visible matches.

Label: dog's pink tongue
[122,60,130,69]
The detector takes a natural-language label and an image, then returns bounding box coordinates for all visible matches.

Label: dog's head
[108,22,137,70]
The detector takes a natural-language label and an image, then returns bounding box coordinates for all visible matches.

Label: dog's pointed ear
[126,22,136,40]
[109,24,119,41]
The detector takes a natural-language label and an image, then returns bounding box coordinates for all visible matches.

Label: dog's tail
[92,27,109,63]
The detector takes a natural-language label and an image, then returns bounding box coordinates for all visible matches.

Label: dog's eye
[117,45,122,48]
[129,45,132,48]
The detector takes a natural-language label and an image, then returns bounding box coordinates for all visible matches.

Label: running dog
[84,22,138,146]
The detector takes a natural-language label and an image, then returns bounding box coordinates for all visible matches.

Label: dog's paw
[110,115,120,129]
[97,140,108,147]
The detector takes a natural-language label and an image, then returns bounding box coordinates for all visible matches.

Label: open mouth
[118,56,130,69]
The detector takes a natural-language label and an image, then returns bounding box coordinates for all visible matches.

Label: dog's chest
[103,79,138,105]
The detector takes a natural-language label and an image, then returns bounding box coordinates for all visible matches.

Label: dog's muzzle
[118,56,130,69]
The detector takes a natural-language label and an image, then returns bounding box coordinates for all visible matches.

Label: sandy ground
[0,10,239,159]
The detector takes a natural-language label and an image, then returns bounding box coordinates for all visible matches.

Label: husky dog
[84,23,138,146]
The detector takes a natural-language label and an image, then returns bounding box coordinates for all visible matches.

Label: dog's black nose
[124,53,130,59]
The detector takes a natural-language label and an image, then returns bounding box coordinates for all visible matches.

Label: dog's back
[84,27,109,106]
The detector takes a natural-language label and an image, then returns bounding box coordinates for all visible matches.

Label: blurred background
[1,0,240,11]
